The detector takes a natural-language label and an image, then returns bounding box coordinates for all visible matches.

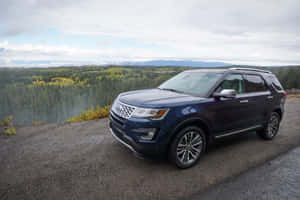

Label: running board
[215,125,262,139]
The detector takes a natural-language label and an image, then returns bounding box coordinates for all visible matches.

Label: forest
[0,65,299,124]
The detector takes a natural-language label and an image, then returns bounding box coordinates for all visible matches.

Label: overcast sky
[0,0,300,67]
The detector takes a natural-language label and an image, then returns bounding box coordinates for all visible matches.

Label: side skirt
[214,125,262,139]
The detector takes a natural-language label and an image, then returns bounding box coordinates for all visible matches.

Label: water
[0,86,112,124]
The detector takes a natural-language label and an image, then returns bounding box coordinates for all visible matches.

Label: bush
[1,115,16,135]
[65,105,111,123]
[4,126,16,135]
[32,120,45,125]
[1,115,13,126]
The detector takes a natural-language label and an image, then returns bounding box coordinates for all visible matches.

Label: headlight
[111,99,118,113]
[131,107,169,120]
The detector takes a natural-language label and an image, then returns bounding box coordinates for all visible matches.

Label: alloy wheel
[176,131,203,165]
[267,114,280,138]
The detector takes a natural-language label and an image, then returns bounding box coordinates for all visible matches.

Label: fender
[272,106,284,120]
[166,115,213,146]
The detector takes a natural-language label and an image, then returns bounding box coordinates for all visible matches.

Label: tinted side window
[244,75,267,92]
[270,76,283,91]
[217,74,244,94]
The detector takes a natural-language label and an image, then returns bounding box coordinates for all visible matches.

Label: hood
[118,88,205,107]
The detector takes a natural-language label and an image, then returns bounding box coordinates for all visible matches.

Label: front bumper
[109,127,137,153]
[109,111,167,157]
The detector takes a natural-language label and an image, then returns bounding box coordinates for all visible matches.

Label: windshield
[158,71,223,96]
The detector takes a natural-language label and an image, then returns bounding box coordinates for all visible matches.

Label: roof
[184,68,272,74]
[184,69,227,73]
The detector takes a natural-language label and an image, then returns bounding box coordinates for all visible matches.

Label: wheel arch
[166,117,212,151]
[273,107,283,120]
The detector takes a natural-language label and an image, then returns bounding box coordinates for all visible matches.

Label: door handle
[267,96,274,99]
[240,100,249,103]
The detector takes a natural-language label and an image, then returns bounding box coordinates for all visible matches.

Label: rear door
[264,74,286,119]
[240,74,271,126]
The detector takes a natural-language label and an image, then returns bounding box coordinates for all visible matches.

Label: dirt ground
[0,99,300,200]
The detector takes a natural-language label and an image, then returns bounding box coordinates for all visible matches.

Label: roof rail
[230,67,272,74]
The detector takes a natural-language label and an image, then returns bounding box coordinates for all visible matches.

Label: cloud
[0,41,177,67]
[0,0,300,66]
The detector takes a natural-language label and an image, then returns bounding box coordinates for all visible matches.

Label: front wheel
[169,126,206,169]
[257,112,280,140]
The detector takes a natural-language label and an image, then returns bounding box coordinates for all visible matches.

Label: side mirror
[213,89,237,99]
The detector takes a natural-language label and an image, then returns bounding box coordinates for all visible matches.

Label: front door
[209,74,252,136]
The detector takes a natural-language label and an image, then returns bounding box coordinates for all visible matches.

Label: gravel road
[190,147,300,200]
[0,98,300,200]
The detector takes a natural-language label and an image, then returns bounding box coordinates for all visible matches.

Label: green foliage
[1,65,300,125]
[0,66,181,124]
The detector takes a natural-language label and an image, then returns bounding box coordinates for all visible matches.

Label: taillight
[283,92,287,97]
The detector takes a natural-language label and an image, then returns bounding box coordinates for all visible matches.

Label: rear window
[244,75,267,93]
[270,76,283,91]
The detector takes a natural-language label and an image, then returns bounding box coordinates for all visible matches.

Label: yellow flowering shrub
[1,115,16,135]
[32,77,89,88]
[65,105,111,123]
[1,115,13,126]
[4,126,16,135]
[32,120,45,125]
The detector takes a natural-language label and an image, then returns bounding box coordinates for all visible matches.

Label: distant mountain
[120,60,232,67]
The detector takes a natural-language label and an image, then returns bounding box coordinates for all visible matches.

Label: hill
[121,60,231,67]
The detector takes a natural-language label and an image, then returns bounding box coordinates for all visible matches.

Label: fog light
[134,128,157,141]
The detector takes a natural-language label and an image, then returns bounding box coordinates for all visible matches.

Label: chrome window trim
[230,68,272,74]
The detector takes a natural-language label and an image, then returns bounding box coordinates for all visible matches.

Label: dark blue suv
[109,68,286,168]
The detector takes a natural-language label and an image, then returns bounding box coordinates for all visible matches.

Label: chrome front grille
[112,100,136,119]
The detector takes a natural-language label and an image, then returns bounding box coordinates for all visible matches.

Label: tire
[257,112,280,140]
[169,126,206,169]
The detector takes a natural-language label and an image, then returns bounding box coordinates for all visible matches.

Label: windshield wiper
[158,88,184,93]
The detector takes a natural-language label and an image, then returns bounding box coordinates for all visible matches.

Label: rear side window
[270,76,283,91]
[244,75,267,93]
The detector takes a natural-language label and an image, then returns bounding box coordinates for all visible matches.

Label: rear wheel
[257,112,280,140]
[169,126,206,169]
